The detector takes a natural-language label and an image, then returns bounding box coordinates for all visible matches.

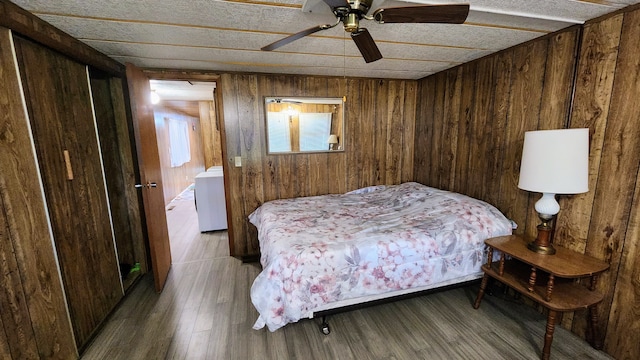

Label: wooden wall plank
[346,79,363,191]
[413,77,435,185]
[401,81,416,184]
[199,101,223,169]
[538,29,579,131]
[375,80,390,184]
[431,72,446,189]
[453,63,476,194]
[0,28,76,360]
[579,8,640,345]
[221,73,247,256]
[237,74,263,254]
[385,80,403,185]
[556,15,623,253]
[605,160,640,358]
[0,314,10,359]
[0,198,39,359]
[468,57,495,201]
[439,68,461,191]
[359,79,377,187]
[484,51,513,210]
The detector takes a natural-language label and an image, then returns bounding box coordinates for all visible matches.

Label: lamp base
[527,241,556,255]
[527,222,556,255]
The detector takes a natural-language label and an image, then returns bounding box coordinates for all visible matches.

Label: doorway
[148,79,230,263]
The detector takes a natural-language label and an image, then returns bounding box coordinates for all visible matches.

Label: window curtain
[168,117,191,167]
[299,113,332,151]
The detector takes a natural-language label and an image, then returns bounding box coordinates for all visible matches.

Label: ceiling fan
[266,98,303,104]
[261,0,470,63]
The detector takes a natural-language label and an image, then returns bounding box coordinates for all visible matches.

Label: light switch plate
[234,156,242,167]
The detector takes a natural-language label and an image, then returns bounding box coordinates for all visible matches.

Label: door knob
[134,182,158,189]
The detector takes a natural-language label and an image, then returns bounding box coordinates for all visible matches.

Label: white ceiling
[10,0,640,80]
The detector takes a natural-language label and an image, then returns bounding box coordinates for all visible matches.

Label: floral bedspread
[249,182,512,331]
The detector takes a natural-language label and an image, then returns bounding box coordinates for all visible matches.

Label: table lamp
[518,128,589,255]
[328,134,338,150]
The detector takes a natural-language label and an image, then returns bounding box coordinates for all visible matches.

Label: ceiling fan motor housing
[349,0,372,13]
[340,0,373,32]
[343,13,359,32]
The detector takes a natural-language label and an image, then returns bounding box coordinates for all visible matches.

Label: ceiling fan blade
[374,4,470,24]
[351,28,382,63]
[261,25,328,51]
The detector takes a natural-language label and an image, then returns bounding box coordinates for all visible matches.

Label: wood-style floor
[81,190,613,360]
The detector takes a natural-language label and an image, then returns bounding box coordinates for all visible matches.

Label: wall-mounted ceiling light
[150,90,160,104]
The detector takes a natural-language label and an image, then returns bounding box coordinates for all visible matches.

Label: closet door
[90,72,148,291]
[13,36,123,348]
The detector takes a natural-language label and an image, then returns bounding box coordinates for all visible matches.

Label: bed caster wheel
[321,323,330,335]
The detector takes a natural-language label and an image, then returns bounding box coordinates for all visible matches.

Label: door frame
[132,69,235,256]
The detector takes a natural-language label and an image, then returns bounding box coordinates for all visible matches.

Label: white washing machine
[194,168,227,232]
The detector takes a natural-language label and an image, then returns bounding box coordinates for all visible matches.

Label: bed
[249,182,513,332]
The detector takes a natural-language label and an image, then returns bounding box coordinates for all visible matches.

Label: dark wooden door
[13,36,123,348]
[90,73,148,291]
[125,63,172,292]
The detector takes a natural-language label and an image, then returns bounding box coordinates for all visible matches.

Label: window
[299,113,332,151]
[168,117,191,167]
[267,112,292,153]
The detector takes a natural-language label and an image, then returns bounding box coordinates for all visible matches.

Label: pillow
[345,185,387,195]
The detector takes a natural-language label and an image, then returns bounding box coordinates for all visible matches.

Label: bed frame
[312,277,483,334]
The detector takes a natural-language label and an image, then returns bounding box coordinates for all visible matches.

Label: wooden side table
[473,235,609,360]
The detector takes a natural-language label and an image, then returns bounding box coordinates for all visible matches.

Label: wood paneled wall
[415,27,579,237]
[0,27,76,359]
[14,35,123,349]
[414,6,640,358]
[220,74,416,256]
[574,9,640,359]
[153,105,205,204]
[199,100,224,168]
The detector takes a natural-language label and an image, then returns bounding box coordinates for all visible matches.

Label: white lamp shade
[518,128,589,194]
[327,134,338,144]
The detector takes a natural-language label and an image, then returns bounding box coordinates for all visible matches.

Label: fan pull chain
[343,31,347,102]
